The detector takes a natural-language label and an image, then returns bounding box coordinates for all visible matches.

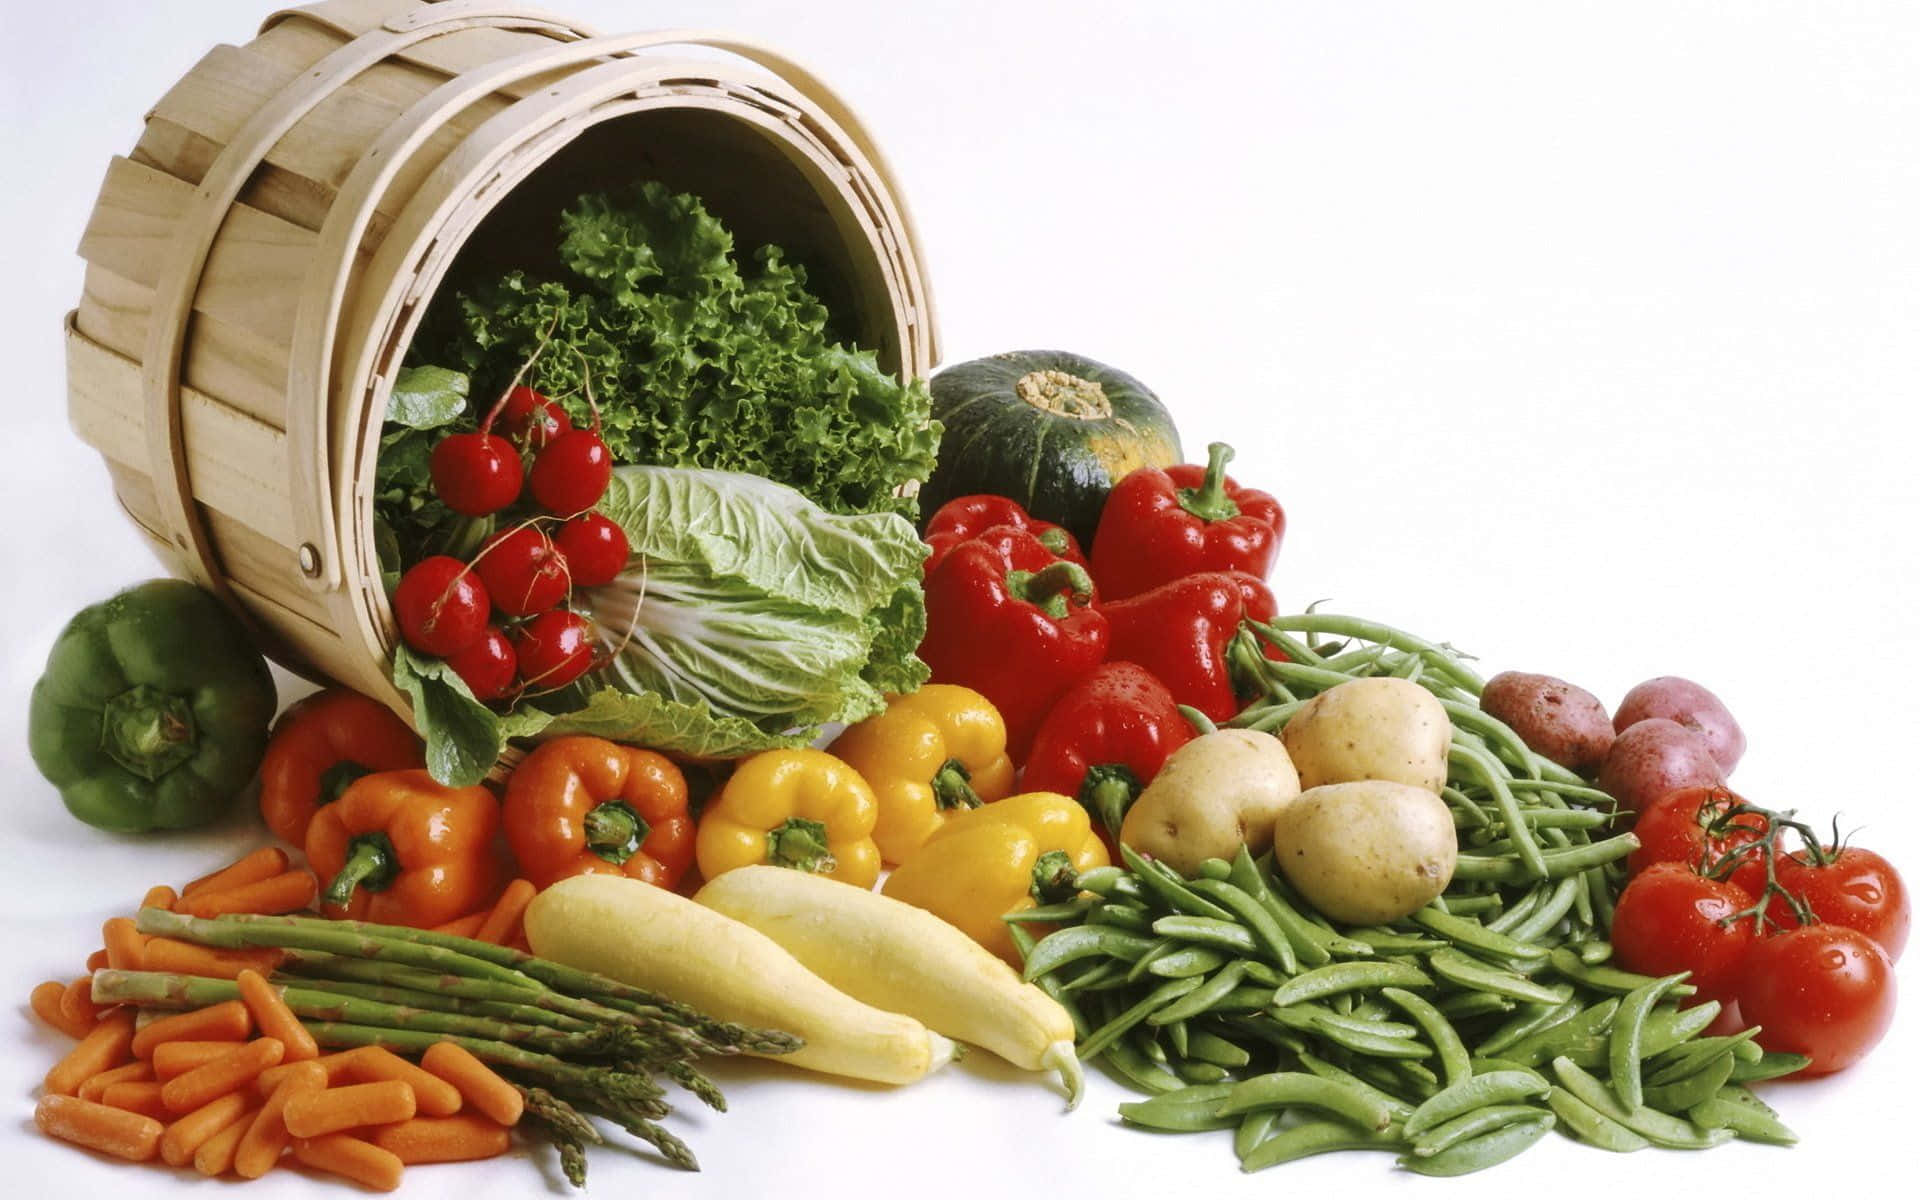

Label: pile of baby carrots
[28,848,527,1188]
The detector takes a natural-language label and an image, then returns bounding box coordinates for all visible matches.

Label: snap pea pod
[1123,846,1238,921]
[1239,1118,1403,1173]
[1022,925,1157,981]
[1231,849,1335,966]
[1124,938,1181,982]
[1072,866,1142,901]
[1002,897,1098,924]
[1212,985,1281,1012]
[1214,1071,1399,1130]
[1099,1031,1184,1094]
[1295,1051,1416,1120]
[1434,991,1515,1020]
[1086,903,1153,933]
[1271,1007,1434,1060]
[1176,1060,1232,1084]
[1165,1018,1189,1059]
[1345,928,1446,954]
[1147,962,1249,1026]
[1411,906,1549,963]
[1479,997,1581,1057]
[1152,915,1261,956]
[1635,1002,1724,1061]
[1186,877,1300,971]
[1234,1110,1281,1160]
[1546,1085,1650,1152]
[1450,834,1639,883]
[1186,1028,1252,1069]
[1117,1082,1238,1132]
[1403,1070,1551,1136]
[1008,923,1089,1039]
[1383,986,1472,1088]
[1480,885,1544,934]
[1608,973,1687,1111]
[1399,1114,1554,1176]
[1547,947,1696,997]
[1272,960,1433,1007]
[1505,876,1584,944]
[1077,975,1204,1060]
[1408,1103,1546,1157]
[1578,938,1614,965]
[1549,1057,1735,1151]
[1729,1050,1813,1083]
[1427,948,1571,1006]
[1647,1030,1761,1086]
[1195,858,1234,882]
[1437,892,1504,916]
[1688,1086,1798,1145]
[1642,1048,1736,1113]
[1145,945,1233,979]
[1058,959,1131,994]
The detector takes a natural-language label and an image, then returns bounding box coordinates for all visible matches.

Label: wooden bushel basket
[66,0,938,721]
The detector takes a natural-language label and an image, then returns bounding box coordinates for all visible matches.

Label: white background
[3,0,1917,1196]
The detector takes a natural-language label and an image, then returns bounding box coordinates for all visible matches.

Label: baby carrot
[100,1080,172,1121]
[103,917,146,971]
[292,1132,405,1192]
[475,879,536,946]
[60,975,102,1031]
[236,969,319,1061]
[85,948,110,972]
[235,1059,325,1179]
[154,1039,251,1081]
[35,1094,163,1162]
[160,1089,255,1168]
[369,1114,512,1163]
[78,1059,153,1101]
[132,999,251,1059]
[181,846,289,898]
[259,1049,359,1094]
[179,870,318,919]
[343,1046,462,1117]
[192,1101,259,1176]
[143,936,285,980]
[46,1009,136,1096]
[285,1079,416,1138]
[31,979,91,1039]
[430,911,488,938]
[141,883,178,911]
[422,1041,523,1125]
[163,1036,285,1114]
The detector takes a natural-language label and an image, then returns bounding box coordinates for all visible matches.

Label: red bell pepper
[1090,442,1285,600]
[1104,571,1281,723]
[1023,662,1195,842]
[919,526,1110,762]
[923,494,1089,577]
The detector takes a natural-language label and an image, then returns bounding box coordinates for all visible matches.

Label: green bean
[1271,960,1433,1007]
[1479,885,1541,933]
[1450,742,1550,879]
[1009,922,1090,1038]
[1647,1029,1760,1087]
[1077,975,1204,1060]
[1442,702,1545,780]
[1501,997,1619,1067]
[1642,1049,1735,1113]
[1548,1057,1734,1150]
[1402,1070,1551,1136]
[1585,864,1617,934]
[1148,962,1249,1026]
[1295,1051,1416,1119]
[1004,897,1098,923]
[1122,845,1237,920]
[1445,786,1495,830]
[1729,1050,1812,1083]
[1506,776,1616,805]
[1186,877,1299,971]
[1117,1082,1238,1131]
[1247,615,1485,693]
[1408,1103,1545,1158]
[1506,876,1583,943]
[1479,997,1581,1057]
[1427,948,1571,1006]
[1186,1028,1252,1069]
[1022,925,1156,981]
[1195,858,1234,882]
[1145,945,1233,979]
[1546,947,1695,997]
[1215,1071,1399,1130]
[1546,1084,1650,1152]
[1233,1110,1281,1160]
[1608,972,1686,1110]
[1151,914,1261,956]
[1086,903,1153,933]
[1239,1117,1402,1172]
[1412,907,1549,963]
[1451,834,1639,883]
[1688,1086,1798,1145]
[1383,986,1472,1088]
[1237,850,1334,966]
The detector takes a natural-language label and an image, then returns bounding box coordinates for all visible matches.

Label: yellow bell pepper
[830,684,1016,865]
[881,791,1110,963]
[695,749,883,889]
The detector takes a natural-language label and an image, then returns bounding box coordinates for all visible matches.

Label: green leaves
[386,365,469,430]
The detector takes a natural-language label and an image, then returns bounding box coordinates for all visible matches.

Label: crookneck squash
[922,351,1182,546]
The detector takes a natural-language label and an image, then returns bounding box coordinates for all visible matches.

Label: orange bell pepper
[304,770,501,928]
[502,737,695,890]
[258,690,424,847]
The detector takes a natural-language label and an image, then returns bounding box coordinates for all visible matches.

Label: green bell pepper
[29,579,277,833]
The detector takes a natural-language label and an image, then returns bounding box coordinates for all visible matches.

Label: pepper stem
[1030,850,1080,905]
[318,761,373,808]
[584,801,650,867]
[99,685,198,782]
[1176,442,1242,523]
[324,833,400,909]
[930,759,983,811]
[765,818,837,874]
[1006,561,1095,621]
[1079,765,1143,842]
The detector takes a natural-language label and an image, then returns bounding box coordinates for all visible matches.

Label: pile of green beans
[1011,613,1806,1177]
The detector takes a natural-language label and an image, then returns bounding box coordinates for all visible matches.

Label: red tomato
[1611,863,1757,1007]
[1773,847,1910,962]
[1628,786,1769,887]
[1735,925,1897,1076]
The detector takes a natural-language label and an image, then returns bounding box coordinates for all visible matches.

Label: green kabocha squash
[922,351,1182,545]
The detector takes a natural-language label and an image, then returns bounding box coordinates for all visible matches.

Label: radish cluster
[395,386,629,700]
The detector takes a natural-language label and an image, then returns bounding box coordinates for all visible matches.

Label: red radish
[529,429,613,516]
[513,611,597,690]
[430,431,524,516]
[444,626,517,702]
[497,386,571,450]
[555,513,630,587]
[474,526,571,617]
[393,557,490,656]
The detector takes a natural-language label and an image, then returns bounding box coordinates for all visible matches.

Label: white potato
[1281,677,1451,793]
[1119,729,1300,876]
[1270,780,1458,924]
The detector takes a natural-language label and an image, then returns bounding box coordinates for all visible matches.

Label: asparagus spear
[270,970,597,1033]
[518,1086,601,1187]
[299,1020,666,1104]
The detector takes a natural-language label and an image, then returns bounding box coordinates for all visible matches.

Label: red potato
[1597,717,1725,814]
[1614,676,1746,773]
[1479,671,1614,771]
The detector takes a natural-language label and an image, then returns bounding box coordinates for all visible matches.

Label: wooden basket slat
[267,8,591,101]
[134,119,336,235]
